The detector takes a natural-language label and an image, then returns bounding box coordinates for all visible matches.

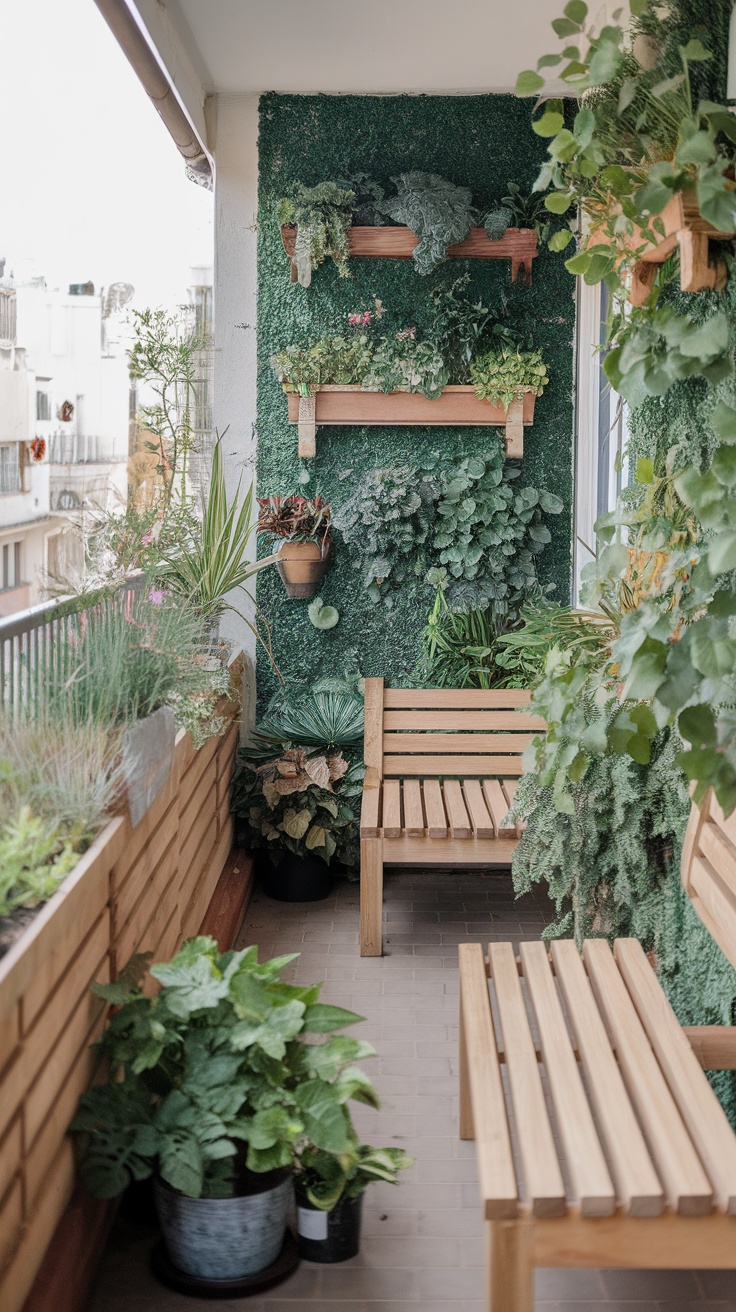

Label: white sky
[1,0,213,310]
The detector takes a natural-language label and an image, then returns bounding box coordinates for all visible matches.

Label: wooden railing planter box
[286,385,535,459]
[594,190,734,304]
[0,696,243,1312]
[280,224,538,284]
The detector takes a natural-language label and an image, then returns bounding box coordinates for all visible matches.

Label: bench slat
[384,710,546,731]
[489,943,567,1218]
[458,944,518,1218]
[551,940,664,1216]
[402,779,425,835]
[384,689,533,708]
[442,780,472,839]
[360,782,381,838]
[382,733,536,754]
[502,780,522,836]
[382,779,402,839]
[463,780,495,839]
[423,779,448,839]
[583,940,713,1216]
[482,780,516,838]
[520,942,616,1217]
[615,937,736,1214]
[384,755,524,777]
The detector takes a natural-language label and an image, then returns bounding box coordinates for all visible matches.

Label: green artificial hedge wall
[256,92,575,706]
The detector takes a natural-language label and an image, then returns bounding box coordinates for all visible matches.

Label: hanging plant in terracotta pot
[257,494,332,599]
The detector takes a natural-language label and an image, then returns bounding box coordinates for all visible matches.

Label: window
[574,281,629,602]
[0,289,16,347]
[36,389,51,421]
[0,445,21,495]
[1,540,23,591]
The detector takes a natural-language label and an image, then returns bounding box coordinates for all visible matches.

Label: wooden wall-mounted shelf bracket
[288,386,533,460]
[612,191,734,306]
[281,224,538,285]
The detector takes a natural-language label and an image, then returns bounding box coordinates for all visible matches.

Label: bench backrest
[363,677,545,780]
[682,788,736,970]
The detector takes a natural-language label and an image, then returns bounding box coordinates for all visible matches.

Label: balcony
[3,1,736,1311]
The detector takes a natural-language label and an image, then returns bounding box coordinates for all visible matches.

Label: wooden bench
[458,786,736,1310]
[359,679,543,956]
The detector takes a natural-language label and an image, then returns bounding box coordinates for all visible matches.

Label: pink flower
[397,327,416,341]
[348,311,373,327]
[141,530,155,546]
[148,587,171,605]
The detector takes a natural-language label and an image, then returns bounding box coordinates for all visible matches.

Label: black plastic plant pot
[262,852,332,902]
[295,1190,363,1263]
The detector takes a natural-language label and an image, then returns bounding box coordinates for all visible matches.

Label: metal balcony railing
[0,572,147,717]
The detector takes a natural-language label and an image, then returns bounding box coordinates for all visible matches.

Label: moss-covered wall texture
[256,93,575,706]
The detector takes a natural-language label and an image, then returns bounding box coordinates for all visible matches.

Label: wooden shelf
[281,224,538,284]
[284,385,535,458]
[596,191,733,304]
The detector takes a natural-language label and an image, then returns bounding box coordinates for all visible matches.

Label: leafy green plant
[271,320,449,402]
[334,454,562,610]
[483,182,552,241]
[71,938,380,1198]
[297,1142,412,1210]
[308,597,339,630]
[429,276,514,383]
[516,3,736,276]
[156,436,277,635]
[378,172,477,275]
[362,332,449,400]
[336,172,386,226]
[0,714,122,928]
[603,303,730,410]
[493,600,614,688]
[470,347,550,409]
[414,583,499,689]
[231,748,364,867]
[128,308,205,510]
[249,690,364,758]
[279,182,356,287]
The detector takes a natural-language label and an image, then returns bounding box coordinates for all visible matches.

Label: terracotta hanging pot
[276,541,331,599]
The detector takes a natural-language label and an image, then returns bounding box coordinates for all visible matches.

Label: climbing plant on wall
[256,93,576,705]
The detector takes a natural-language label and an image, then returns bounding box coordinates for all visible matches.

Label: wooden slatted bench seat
[359,679,544,955]
[458,786,736,1310]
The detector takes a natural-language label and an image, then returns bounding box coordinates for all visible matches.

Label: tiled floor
[89,870,736,1312]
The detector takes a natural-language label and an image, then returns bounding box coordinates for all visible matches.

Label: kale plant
[336,172,387,226]
[379,172,476,275]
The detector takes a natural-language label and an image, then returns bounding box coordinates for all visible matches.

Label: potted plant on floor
[257,495,332,599]
[231,746,363,901]
[295,1140,412,1263]
[71,938,379,1293]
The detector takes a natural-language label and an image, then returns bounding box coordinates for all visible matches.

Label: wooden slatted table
[459,786,736,1310]
[359,679,544,955]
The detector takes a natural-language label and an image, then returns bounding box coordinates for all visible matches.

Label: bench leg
[488,1220,533,1312]
[360,836,383,956]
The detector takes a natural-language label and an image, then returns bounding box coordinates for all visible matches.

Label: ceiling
[158,0,574,96]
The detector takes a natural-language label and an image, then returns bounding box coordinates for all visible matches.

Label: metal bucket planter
[276,541,331,599]
[153,1169,293,1280]
[295,1190,363,1262]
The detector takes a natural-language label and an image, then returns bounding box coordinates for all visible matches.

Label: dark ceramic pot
[153,1168,292,1281]
[262,852,332,902]
[295,1190,363,1263]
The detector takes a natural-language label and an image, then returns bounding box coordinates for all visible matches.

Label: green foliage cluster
[517,1,736,277]
[231,747,364,868]
[271,323,450,401]
[333,452,562,612]
[72,939,380,1198]
[471,346,550,408]
[298,1142,412,1210]
[256,91,575,701]
[248,689,365,758]
[0,715,122,925]
[414,585,498,688]
[279,182,356,287]
[511,723,690,945]
[378,171,476,275]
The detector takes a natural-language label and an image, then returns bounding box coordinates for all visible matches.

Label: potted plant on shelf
[295,1140,412,1263]
[470,345,549,411]
[257,495,332,599]
[71,938,379,1293]
[231,745,363,901]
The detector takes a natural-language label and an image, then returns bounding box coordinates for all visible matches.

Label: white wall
[207,94,260,700]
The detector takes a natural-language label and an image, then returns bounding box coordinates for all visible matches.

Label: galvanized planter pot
[154,1171,293,1280]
